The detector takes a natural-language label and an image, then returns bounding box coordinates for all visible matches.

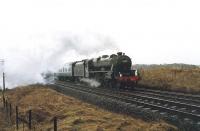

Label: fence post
[2,72,6,108]
[54,117,57,131]
[3,95,5,108]
[9,103,12,119]
[23,121,24,131]
[16,106,18,130]
[5,100,8,116]
[28,110,32,130]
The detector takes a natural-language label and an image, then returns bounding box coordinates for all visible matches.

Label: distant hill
[137,64,200,93]
[133,63,199,70]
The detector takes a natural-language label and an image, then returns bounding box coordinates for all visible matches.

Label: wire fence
[1,98,58,131]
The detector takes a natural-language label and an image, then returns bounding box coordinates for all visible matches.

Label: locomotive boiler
[55,52,140,88]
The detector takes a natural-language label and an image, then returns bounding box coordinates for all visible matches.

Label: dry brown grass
[0,85,177,131]
[139,67,200,93]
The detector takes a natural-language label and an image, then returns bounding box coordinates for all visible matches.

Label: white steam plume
[0,32,119,88]
[80,78,101,87]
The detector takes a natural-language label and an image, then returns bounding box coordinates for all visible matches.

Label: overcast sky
[0,0,200,87]
[1,0,200,64]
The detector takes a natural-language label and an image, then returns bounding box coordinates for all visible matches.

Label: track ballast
[50,81,200,130]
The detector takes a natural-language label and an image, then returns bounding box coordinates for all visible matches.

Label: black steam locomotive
[55,52,140,88]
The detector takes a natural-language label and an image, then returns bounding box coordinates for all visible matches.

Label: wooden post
[54,117,57,131]
[0,60,4,100]
[9,103,12,119]
[28,110,32,130]
[2,72,6,108]
[23,121,24,131]
[5,100,8,116]
[3,72,5,93]
[3,95,5,108]
[16,106,18,130]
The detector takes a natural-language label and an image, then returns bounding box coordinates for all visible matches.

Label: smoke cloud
[80,78,101,87]
[0,32,118,88]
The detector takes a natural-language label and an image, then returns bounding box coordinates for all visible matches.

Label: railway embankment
[53,81,200,131]
[0,84,176,131]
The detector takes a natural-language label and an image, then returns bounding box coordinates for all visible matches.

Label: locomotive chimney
[117,52,122,56]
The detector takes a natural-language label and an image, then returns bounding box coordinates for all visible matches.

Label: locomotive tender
[55,52,140,88]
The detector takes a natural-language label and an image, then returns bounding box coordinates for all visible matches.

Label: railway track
[134,87,200,104]
[119,90,200,116]
[52,81,200,130]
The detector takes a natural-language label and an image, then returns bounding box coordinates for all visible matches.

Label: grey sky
[0,0,200,64]
[0,0,200,87]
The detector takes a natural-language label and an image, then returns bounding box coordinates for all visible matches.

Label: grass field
[139,67,200,93]
[0,85,177,131]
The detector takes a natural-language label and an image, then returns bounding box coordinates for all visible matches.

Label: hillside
[135,64,200,93]
[135,63,199,70]
[0,85,177,131]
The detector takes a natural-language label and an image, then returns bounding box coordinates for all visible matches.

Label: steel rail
[55,81,200,122]
[130,90,200,105]
[119,92,200,113]
[135,87,200,100]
